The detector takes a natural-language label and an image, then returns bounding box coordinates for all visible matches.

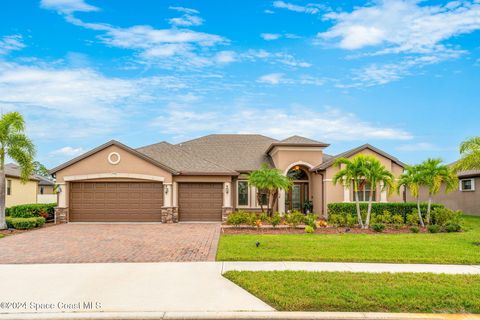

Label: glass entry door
[291,185,301,211]
[286,182,309,212]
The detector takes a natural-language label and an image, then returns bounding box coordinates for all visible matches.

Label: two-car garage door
[69,182,163,222]
[69,181,223,222]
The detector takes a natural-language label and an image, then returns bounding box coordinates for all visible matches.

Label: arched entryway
[286,166,310,213]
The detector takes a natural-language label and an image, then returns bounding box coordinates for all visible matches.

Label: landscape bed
[224,271,480,313]
[217,215,480,264]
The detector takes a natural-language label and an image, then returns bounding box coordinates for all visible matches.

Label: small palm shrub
[304,213,318,229]
[410,226,420,233]
[372,223,385,232]
[304,225,315,233]
[270,213,282,228]
[226,211,249,226]
[285,211,305,227]
[428,225,440,233]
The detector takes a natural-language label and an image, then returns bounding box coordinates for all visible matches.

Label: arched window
[287,167,308,180]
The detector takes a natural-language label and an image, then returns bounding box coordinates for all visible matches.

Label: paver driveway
[0,223,221,264]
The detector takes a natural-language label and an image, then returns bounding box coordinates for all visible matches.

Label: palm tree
[419,158,458,224]
[0,112,36,230]
[397,165,425,227]
[333,155,369,228]
[363,157,394,228]
[453,137,480,172]
[248,163,292,215]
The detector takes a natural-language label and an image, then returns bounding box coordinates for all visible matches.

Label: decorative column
[161,183,177,223]
[54,183,68,224]
[278,189,286,214]
[380,182,388,202]
[222,182,233,222]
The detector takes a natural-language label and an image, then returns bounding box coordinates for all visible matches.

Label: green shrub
[8,217,38,230]
[431,207,463,227]
[245,213,259,227]
[285,211,305,227]
[5,216,14,228]
[410,226,420,233]
[373,210,392,224]
[304,213,318,229]
[8,203,56,219]
[328,214,345,227]
[35,216,46,227]
[259,213,270,223]
[346,215,358,228]
[445,222,462,233]
[428,225,440,233]
[226,211,249,226]
[391,214,404,225]
[406,211,420,226]
[327,202,443,221]
[372,223,385,232]
[270,213,282,228]
[304,225,315,234]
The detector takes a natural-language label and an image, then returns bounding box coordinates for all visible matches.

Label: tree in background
[397,165,425,227]
[248,163,292,216]
[363,157,395,228]
[33,161,50,177]
[419,158,458,224]
[333,155,369,229]
[0,112,36,230]
[453,137,480,172]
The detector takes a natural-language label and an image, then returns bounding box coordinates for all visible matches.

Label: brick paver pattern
[0,223,221,264]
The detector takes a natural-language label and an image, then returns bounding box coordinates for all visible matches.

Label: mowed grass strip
[224,271,480,313]
[217,215,480,264]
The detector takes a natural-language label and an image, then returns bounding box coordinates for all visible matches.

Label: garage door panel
[178,183,222,221]
[69,182,163,222]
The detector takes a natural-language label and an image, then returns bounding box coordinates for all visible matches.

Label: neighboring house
[49,135,405,223]
[408,169,480,215]
[4,163,55,207]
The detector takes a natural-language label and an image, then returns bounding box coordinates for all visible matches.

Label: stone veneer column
[54,183,68,224]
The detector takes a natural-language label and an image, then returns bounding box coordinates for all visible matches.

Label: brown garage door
[69,182,163,222]
[178,183,223,221]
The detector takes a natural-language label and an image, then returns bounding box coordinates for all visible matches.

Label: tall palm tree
[419,158,458,224]
[363,157,395,229]
[248,163,292,216]
[333,155,369,228]
[453,137,480,172]
[397,165,425,227]
[0,112,36,230]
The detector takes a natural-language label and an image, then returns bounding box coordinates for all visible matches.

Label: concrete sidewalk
[222,261,480,274]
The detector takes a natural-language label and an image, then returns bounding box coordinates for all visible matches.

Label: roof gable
[49,140,179,175]
[312,144,406,171]
[266,135,329,154]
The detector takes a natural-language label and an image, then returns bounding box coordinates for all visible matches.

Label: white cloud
[257,73,324,86]
[169,6,199,14]
[215,51,236,63]
[272,1,324,14]
[261,33,282,40]
[264,9,275,14]
[243,50,311,68]
[50,146,85,156]
[40,0,99,14]
[150,106,412,141]
[169,15,203,27]
[0,35,25,55]
[258,73,284,84]
[318,0,480,54]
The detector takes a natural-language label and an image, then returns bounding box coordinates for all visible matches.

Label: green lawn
[224,271,480,313]
[217,215,480,264]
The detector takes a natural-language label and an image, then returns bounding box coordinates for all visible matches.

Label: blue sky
[0,0,479,168]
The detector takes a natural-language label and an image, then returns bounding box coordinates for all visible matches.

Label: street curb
[0,312,479,320]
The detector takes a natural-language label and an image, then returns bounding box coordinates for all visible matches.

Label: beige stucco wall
[38,185,54,194]
[407,177,480,215]
[270,148,324,171]
[323,149,405,214]
[6,177,38,207]
[173,175,232,183]
[55,145,173,184]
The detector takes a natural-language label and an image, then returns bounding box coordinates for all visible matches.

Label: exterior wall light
[165,187,169,194]
[225,185,229,194]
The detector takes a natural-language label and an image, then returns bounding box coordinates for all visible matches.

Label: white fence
[37,194,57,204]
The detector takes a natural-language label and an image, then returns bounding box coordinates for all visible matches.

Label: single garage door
[178,183,223,221]
[69,182,163,222]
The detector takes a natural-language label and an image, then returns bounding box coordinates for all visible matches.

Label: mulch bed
[0,222,56,237]
[222,225,427,234]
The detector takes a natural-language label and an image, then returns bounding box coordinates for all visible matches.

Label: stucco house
[5,163,56,207]
[49,134,406,223]
[410,169,480,215]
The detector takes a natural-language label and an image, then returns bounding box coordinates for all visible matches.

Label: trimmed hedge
[6,216,46,229]
[6,203,56,220]
[328,202,444,221]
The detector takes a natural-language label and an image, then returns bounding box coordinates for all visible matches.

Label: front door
[286,182,309,213]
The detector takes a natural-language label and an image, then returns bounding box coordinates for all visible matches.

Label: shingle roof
[265,135,329,154]
[457,170,480,178]
[176,134,277,172]
[136,141,238,175]
[311,144,406,171]
[4,163,40,181]
[36,175,55,186]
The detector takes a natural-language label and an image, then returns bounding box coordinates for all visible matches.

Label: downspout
[318,171,325,217]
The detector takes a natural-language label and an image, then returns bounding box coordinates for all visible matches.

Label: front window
[257,191,268,206]
[40,187,44,195]
[237,180,249,206]
[460,179,475,191]
[354,181,376,202]
[287,167,308,180]
[6,179,11,196]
